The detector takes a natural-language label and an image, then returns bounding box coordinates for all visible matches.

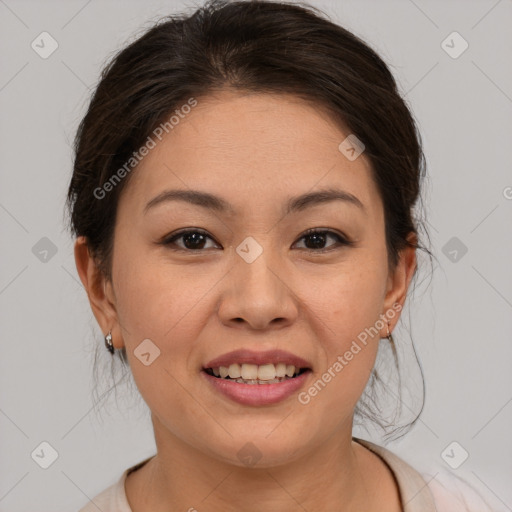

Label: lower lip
[201,370,311,406]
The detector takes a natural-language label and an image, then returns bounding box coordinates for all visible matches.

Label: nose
[217,246,299,331]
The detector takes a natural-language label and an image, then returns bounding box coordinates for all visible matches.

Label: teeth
[241,364,259,380]
[258,363,276,380]
[235,377,284,384]
[275,363,286,378]
[211,363,303,382]
[228,363,241,378]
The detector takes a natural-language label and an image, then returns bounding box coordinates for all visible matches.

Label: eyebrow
[144,187,366,216]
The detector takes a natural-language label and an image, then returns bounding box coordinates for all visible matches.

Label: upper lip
[203,349,312,370]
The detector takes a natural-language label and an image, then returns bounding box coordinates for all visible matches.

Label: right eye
[160,229,220,252]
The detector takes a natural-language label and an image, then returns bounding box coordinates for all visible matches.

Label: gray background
[1,0,511,510]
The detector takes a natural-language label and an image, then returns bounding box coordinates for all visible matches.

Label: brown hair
[65,0,433,440]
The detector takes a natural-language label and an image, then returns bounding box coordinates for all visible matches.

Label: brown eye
[294,229,352,252]
[162,229,219,251]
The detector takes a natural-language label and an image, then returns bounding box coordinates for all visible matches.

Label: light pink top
[78,437,493,511]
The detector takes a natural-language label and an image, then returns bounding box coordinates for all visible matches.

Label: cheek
[296,260,387,406]
[112,247,219,370]
[113,241,191,336]
[111,254,208,417]
[304,258,387,344]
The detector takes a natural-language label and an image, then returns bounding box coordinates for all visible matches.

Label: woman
[67,1,492,510]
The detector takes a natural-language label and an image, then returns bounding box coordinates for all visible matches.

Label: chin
[201,426,311,469]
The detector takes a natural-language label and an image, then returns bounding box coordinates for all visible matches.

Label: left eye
[294,229,351,252]
[160,228,352,252]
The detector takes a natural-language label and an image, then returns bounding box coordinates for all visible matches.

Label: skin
[75,89,416,511]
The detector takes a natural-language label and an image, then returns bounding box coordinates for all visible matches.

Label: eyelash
[160,228,354,253]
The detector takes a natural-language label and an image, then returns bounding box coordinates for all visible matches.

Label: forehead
[119,90,381,218]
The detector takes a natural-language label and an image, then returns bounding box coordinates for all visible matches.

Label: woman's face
[79,90,415,467]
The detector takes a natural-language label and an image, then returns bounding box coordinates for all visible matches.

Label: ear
[381,232,417,335]
[74,236,123,350]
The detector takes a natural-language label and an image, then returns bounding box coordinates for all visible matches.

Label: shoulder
[77,473,129,512]
[77,457,154,512]
[421,467,494,512]
[77,470,131,512]
[353,437,493,512]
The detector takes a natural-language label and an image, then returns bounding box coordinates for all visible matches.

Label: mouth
[201,349,313,406]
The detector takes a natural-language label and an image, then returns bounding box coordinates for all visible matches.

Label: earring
[386,321,395,345]
[104,331,114,354]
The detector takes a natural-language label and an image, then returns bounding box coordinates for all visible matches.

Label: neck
[126,417,378,512]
